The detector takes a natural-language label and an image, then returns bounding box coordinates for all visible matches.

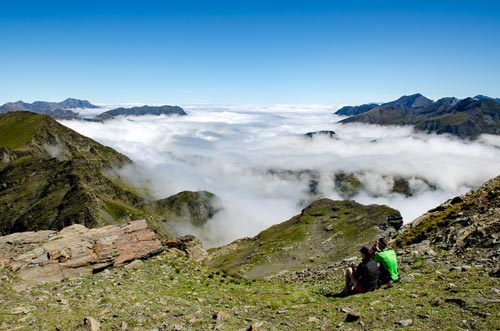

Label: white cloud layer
[60,105,500,247]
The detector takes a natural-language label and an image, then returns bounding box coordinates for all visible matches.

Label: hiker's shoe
[384,280,394,289]
[340,287,351,297]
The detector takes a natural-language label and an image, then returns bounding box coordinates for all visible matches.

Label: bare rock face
[0,220,163,289]
[164,235,208,262]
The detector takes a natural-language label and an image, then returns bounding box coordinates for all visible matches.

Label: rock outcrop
[0,220,163,289]
[153,191,220,228]
[395,175,500,275]
[164,235,208,262]
[304,130,337,139]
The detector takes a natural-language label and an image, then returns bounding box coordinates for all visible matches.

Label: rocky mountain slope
[339,94,500,139]
[206,199,402,279]
[395,174,500,277]
[0,112,216,237]
[335,103,379,116]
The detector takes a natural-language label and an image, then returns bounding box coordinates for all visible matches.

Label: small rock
[473,297,500,305]
[445,298,466,307]
[276,309,288,314]
[124,259,144,270]
[370,300,381,306]
[430,297,442,307]
[446,283,456,289]
[121,321,128,330]
[409,293,419,298]
[83,317,101,331]
[397,319,413,327]
[57,298,69,305]
[307,316,319,323]
[247,322,263,330]
[341,307,360,322]
[213,311,228,321]
[10,306,36,315]
[172,323,184,331]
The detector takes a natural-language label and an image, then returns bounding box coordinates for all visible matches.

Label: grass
[0,112,47,150]
[207,200,401,280]
[1,250,499,330]
[395,203,461,248]
[102,199,148,223]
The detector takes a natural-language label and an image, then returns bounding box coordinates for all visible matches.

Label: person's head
[359,245,371,260]
[376,237,389,250]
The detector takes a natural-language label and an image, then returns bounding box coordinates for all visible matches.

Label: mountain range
[337,94,500,139]
[0,98,98,118]
[0,98,187,119]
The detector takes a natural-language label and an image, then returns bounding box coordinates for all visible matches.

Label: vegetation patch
[0,112,46,149]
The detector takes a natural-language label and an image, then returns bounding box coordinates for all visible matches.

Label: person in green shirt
[373,237,399,287]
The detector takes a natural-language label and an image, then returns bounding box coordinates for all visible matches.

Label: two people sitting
[342,237,399,296]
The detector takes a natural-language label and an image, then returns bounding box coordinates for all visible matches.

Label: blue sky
[1,0,499,105]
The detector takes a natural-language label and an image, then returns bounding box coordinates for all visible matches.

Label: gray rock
[341,307,361,322]
[397,319,413,327]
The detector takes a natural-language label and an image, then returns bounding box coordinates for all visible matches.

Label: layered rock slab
[0,219,163,288]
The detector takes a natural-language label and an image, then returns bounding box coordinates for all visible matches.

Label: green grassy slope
[207,199,402,279]
[1,249,498,330]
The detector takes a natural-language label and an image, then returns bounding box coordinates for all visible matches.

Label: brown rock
[164,235,208,262]
[214,310,228,321]
[0,220,163,289]
[83,317,100,331]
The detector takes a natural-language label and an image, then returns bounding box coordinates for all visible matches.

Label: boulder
[0,220,163,289]
[164,235,208,262]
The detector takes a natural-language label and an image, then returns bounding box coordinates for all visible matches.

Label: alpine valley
[1,98,500,330]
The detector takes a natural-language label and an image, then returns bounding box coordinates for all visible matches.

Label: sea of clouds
[61,104,500,247]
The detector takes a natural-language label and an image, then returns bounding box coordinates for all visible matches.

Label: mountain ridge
[0,111,215,237]
[206,199,402,279]
[339,94,500,139]
[97,105,187,120]
[0,98,99,118]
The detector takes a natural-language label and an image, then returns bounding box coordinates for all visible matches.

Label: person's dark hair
[377,237,388,249]
[359,245,371,255]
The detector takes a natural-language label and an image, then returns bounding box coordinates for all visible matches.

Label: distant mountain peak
[59,98,99,109]
[0,98,99,118]
[340,94,500,139]
[97,105,187,119]
[382,93,434,110]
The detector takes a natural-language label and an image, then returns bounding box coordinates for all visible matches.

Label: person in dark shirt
[342,245,379,296]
